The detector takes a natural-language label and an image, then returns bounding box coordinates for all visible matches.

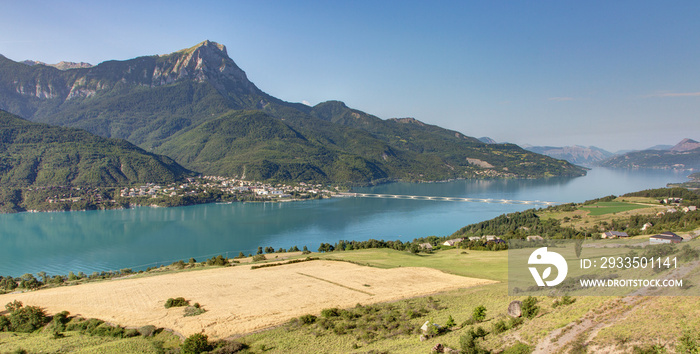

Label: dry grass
[0,260,495,340]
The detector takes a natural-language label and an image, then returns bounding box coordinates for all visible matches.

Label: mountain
[0,109,191,188]
[478,137,497,144]
[645,144,674,151]
[598,139,700,170]
[22,60,93,70]
[522,145,614,166]
[0,40,586,183]
[670,138,700,152]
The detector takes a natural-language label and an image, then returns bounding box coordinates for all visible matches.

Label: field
[0,259,495,340]
[579,201,654,216]
[1,242,700,353]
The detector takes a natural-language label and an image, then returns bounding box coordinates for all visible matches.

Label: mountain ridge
[597,138,700,170]
[522,145,614,166]
[0,40,586,183]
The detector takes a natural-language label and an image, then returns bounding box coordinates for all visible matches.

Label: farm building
[442,238,464,247]
[649,232,683,244]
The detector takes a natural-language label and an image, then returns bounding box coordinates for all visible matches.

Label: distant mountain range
[522,145,614,166]
[597,139,700,170]
[0,40,585,185]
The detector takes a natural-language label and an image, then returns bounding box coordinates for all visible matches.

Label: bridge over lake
[335,193,558,206]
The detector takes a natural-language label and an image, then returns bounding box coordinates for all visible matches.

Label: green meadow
[581,201,651,216]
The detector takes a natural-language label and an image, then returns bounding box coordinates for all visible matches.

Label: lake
[0,168,689,277]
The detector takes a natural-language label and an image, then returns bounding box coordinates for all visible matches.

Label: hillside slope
[0,110,191,188]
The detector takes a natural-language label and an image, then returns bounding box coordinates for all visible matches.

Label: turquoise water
[0,168,688,276]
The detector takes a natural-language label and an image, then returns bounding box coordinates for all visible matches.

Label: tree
[181,333,212,354]
[19,274,40,289]
[36,272,48,284]
[0,277,17,291]
[256,246,263,255]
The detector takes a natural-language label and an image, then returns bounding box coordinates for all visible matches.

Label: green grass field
[580,201,652,216]
[320,248,509,281]
[0,329,180,354]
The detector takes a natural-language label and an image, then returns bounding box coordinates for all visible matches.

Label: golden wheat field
[0,260,496,339]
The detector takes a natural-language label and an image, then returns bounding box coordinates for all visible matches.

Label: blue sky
[1,1,698,151]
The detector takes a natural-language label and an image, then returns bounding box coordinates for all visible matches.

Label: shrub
[210,339,248,353]
[6,301,49,333]
[321,308,342,318]
[0,316,10,331]
[184,305,207,317]
[182,333,212,354]
[521,296,539,319]
[552,295,576,308]
[472,305,487,322]
[165,297,189,308]
[48,310,70,333]
[509,316,524,328]
[493,319,508,334]
[137,325,157,337]
[445,315,456,328]
[252,254,266,262]
[460,331,489,354]
[299,314,317,325]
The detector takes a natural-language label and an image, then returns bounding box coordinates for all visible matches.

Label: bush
[184,305,207,317]
[181,333,212,354]
[210,339,249,353]
[472,305,487,322]
[137,325,157,337]
[493,319,508,334]
[47,311,70,333]
[5,301,49,333]
[445,315,456,328]
[252,254,266,262]
[521,296,539,319]
[0,316,10,331]
[299,314,317,325]
[460,331,489,354]
[552,295,576,308]
[165,297,189,308]
[321,308,342,318]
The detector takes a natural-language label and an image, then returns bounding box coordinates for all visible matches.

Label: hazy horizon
[1,1,698,152]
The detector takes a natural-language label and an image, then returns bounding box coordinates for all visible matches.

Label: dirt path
[533,259,700,353]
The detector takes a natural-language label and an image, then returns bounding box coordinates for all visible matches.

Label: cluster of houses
[419,235,505,250]
[118,176,338,200]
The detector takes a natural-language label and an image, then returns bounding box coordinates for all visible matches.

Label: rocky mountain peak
[152,40,255,94]
[671,138,700,152]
